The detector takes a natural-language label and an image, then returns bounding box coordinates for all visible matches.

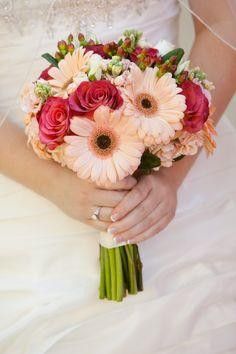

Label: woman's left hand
[108,170,178,244]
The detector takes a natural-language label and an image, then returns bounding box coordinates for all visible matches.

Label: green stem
[104,247,112,300]
[99,246,106,299]
[108,248,117,301]
[120,246,129,292]
[133,244,143,292]
[125,245,138,295]
[115,248,124,302]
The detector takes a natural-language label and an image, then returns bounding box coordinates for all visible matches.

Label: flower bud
[67,33,74,44]
[107,61,113,72]
[109,41,118,53]
[78,33,85,42]
[34,81,52,102]
[88,39,95,46]
[143,56,151,66]
[55,51,63,61]
[67,43,75,54]
[123,38,132,48]
[103,43,110,54]
[139,62,146,71]
[169,55,177,64]
[117,47,125,57]
[57,40,68,56]
[112,63,123,77]
[176,71,188,85]
[195,71,206,81]
[111,55,121,63]
[103,42,118,57]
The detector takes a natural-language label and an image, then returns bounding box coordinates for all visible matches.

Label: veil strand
[178,0,236,52]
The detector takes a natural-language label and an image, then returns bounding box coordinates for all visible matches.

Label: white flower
[137,37,151,48]
[88,54,104,81]
[156,40,175,56]
[175,60,190,75]
[20,83,41,114]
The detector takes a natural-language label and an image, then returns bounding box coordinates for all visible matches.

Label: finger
[129,214,171,244]
[111,181,151,221]
[99,207,113,222]
[108,195,161,236]
[88,219,110,232]
[90,206,112,222]
[113,202,166,242]
[94,189,128,208]
[100,176,137,191]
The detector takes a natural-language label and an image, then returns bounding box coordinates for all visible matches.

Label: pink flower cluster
[21,30,216,184]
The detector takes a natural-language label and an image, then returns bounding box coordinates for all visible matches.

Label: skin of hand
[51,170,137,231]
[0,120,137,232]
[109,1,236,243]
[107,170,178,244]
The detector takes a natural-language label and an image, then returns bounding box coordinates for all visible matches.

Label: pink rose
[180,80,209,133]
[69,80,123,117]
[38,97,71,150]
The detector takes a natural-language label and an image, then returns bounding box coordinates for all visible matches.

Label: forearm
[0,120,60,199]
[162,27,236,190]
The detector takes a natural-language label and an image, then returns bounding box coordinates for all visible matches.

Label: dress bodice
[0,0,180,122]
[0,0,179,38]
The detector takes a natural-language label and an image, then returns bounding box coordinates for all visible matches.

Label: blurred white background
[179,7,236,128]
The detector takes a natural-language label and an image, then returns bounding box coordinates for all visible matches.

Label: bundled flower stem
[99,244,143,301]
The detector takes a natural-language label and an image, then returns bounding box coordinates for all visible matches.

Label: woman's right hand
[0,121,136,232]
[50,167,137,232]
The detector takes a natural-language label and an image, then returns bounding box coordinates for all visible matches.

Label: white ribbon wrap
[99,231,128,249]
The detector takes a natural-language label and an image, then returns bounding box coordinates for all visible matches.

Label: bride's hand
[51,167,137,232]
[0,121,136,232]
[108,170,177,243]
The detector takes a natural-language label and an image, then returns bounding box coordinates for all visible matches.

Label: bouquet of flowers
[20,29,216,302]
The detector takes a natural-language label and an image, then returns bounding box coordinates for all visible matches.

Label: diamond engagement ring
[91,206,102,221]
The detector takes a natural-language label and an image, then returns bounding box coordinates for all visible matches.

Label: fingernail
[111,213,119,222]
[107,227,117,235]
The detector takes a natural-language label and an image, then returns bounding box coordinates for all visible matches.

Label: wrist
[155,152,200,191]
[158,167,182,191]
[42,161,68,204]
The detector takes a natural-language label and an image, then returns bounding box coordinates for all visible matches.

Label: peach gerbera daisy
[48,47,92,98]
[122,65,186,146]
[64,106,144,185]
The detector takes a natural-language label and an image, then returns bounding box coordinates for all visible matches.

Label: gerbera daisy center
[141,98,152,109]
[135,93,158,116]
[96,134,112,150]
[89,128,118,158]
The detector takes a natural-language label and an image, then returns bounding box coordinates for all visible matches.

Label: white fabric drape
[0,1,236,353]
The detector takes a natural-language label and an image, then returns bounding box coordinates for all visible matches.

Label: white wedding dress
[0,1,236,353]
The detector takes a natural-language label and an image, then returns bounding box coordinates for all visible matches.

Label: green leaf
[162,48,184,64]
[174,155,185,162]
[41,53,59,67]
[139,151,161,171]
[117,38,123,46]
